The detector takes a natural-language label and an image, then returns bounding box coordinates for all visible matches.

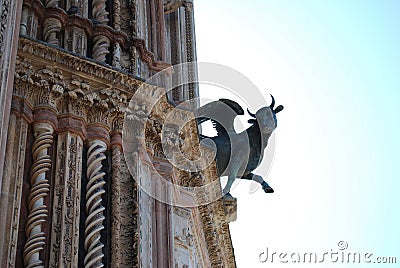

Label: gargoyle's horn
[270,94,275,109]
[247,108,256,118]
[274,105,284,114]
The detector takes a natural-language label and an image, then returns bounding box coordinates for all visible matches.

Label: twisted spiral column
[84,140,107,268]
[92,35,110,62]
[45,0,59,7]
[43,18,62,46]
[92,0,109,24]
[23,123,54,268]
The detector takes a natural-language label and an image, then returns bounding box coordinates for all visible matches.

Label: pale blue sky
[194,1,400,267]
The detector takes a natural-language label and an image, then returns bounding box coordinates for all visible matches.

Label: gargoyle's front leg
[242,173,274,193]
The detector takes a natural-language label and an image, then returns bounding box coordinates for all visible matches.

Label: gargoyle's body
[196,96,283,197]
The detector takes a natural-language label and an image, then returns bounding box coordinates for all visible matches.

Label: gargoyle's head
[247,95,284,135]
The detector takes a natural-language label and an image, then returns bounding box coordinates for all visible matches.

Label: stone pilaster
[0,0,23,205]
[49,132,83,268]
[0,106,30,267]
[64,26,87,56]
[110,132,138,267]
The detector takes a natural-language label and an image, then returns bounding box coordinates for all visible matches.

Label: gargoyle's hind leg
[241,173,274,193]
[222,171,238,197]
[222,174,235,196]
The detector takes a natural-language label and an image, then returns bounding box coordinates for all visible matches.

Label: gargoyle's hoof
[261,182,274,193]
[263,187,274,193]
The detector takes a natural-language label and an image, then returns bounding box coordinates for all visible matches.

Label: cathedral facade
[0,0,236,267]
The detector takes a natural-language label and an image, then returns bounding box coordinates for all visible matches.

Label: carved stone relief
[1,112,29,268]
[49,132,83,268]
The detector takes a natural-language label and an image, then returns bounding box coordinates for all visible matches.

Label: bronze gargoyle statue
[196,95,284,198]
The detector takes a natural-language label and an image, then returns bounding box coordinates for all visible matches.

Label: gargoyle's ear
[274,105,284,114]
[248,119,257,124]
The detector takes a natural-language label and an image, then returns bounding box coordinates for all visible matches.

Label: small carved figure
[196,95,284,197]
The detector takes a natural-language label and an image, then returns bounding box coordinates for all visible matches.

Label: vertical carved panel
[19,6,29,36]
[23,123,54,268]
[113,0,121,30]
[1,112,29,267]
[184,5,195,102]
[19,7,38,38]
[84,140,107,268]
[64,27,87,56]
[110,146,122,266]
[138,159,153,267]
[110,143,138,267]
[0,0,22,207]
[65,0,88,18]
[49,132,83,268]
[112,43,122,68]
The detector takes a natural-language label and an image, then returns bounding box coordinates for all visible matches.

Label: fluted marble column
[23,123,54,268]
[84,139,107,268]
